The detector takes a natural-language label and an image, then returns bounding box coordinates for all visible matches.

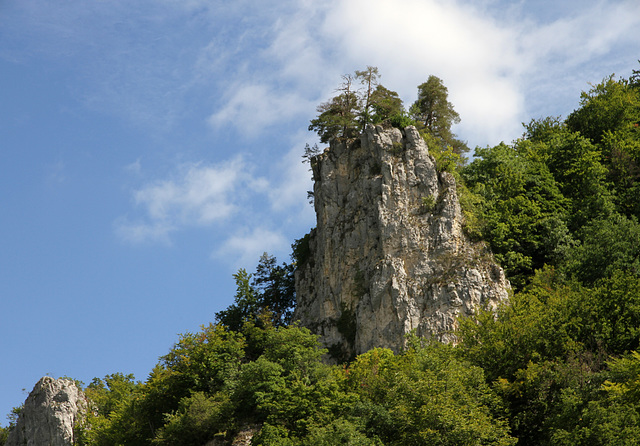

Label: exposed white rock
[295,125,510,360]
[5,376,87,446]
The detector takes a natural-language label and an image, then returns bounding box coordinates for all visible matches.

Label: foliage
[0,406,21,444]
[152,392,232,445]
[309,67,420,142]
[411,75,469,155]
[301,143,321,168]
[84,373,138,419]
[214,268,259,331]
[459,266,640,445]
[345,344,516,445]
[308,72,363,143]
[215,253,296,330]
[252,253,296,327]
[0,426,8,445]
[563,213,640,284]
[420,195,436,212]
[369,85,404,124]
[565,74,640,222]
[546,351,640,445]
[566,74,640,144]
[291,231,312,267]
[630,60,640,88]
[77,315,516,445]
[462,71,639,292]
[355,66,381,129]
[462,141,573,288]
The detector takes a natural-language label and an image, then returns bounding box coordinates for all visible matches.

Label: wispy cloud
[116,158,256,244]
[208,84,312,137]
[115,219,176,245]
[214,226,289,270]
[116,0,640,252]
[115,151,313,256]
[267,132,316,214]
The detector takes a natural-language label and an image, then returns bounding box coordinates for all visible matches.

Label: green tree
[458,273,596,445]
[309,74,360,143]
[462,141,573,288]
[300,418,382,446]
[541,129,614,231]
[235,326,347,434]
[355,66,380,129]
[458,266,640,445]
[601,130,640,218]
[523,116,566,143]
[0,426,7,445]
[562,75,640,221]
[0,406,21,444]
[309,67,412,143]
[629,60,640,88]
[215,268,259,331]
[345,344,516,445]
[550,350,640,445]
[566,75,640,145]
[87,324,247,446]
[252,253,296,327]
[152,392,233,445]
[411,75,468,154]
[215,254,296,331]
[563,214,640,284]
[369,85,405,124]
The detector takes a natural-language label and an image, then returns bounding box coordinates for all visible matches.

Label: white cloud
[267,132,316,213]
[318,0,526,145]
[522,0,640,67]
[198,0,529,145]
[114,218,175,245]
[124,158,142,175]
[214,227,289,269]
[114,151,311,253]
[116,158,256,243]
[208,84,312,137]
[264,2,335,91]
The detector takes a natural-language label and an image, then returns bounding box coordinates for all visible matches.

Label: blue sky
[1,0,639,421]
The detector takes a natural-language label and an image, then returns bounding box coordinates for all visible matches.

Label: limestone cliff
[5,376,87,446]
[295,125,509,360]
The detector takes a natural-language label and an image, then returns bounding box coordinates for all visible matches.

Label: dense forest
[2,63,640,445]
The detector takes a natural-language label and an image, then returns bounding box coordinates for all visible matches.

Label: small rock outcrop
[5,376,87,446]
[295,125,510,360]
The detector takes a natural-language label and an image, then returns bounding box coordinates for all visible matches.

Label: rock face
[6,376,87,446]
[295,125,509,360]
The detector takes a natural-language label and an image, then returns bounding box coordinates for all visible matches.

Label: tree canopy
[410,75,468,154]
[308,67,416,143]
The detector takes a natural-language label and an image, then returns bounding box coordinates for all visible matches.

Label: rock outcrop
[5,376,87,446]
[295,125,510,360]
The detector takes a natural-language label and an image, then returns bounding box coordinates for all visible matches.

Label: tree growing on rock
[309,73,360,143]
[411,75,468,154]
[309,67,409,142]
[355,65,380,129]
